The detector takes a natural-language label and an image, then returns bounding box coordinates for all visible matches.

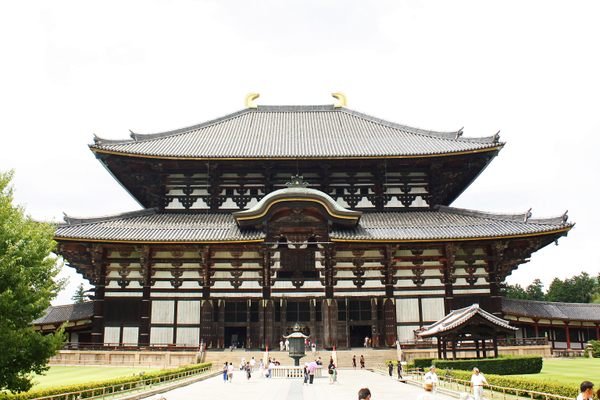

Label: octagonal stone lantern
[284,323,309,366]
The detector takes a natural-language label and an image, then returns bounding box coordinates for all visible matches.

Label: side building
[54,100,573,349]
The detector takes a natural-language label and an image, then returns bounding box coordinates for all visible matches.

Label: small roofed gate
[383,298,397,346]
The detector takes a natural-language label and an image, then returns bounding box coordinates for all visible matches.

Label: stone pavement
[143,369,457,400]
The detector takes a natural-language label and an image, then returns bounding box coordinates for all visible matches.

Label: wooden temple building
[54,96,574,350]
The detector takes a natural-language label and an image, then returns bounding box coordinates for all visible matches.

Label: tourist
[316,356,322,366]
[397,361,403,380]
[360,354,365,369]
[388,361,394,377]
[358,388,371,400]
[268,360,275,378]
[364,336,369,348]
[250,356,256,372]
[308,361,317,384]
[577,381,594,400]
[258,359,264,378]
[418,382,435,400]
[285,338,290,351]
[424,366,439,391]
[303,362,309,385]
[245,362,252,380]
[222,362,228,383]
[311,341,316,355]
[352,355,357,368]
[470,368,488,400]
[328,359,336,384]
[280,339,284,351]
[227,362,234,383]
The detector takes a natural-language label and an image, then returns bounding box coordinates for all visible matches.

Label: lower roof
[33,302,94,326]
[501,298,600,323]
[55,206,572,244]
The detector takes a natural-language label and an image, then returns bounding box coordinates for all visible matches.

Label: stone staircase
[202,348,397,368]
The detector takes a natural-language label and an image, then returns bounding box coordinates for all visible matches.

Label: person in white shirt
[227,362,234,383]
[470,368,488,400]
[424,366,439,391]
[250,357,256,372]
[418,382,435,400]
[576,381,594,400]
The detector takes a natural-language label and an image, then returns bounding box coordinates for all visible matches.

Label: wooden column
[481,338,487,357]
[533,320,539,338]
[201,246,212,299]
[322,299,338,348]
[443,244,455,313]
[436,337,442,359]
[90,245,106,345]
[493,336,498,358]
[138,245,152,346]
[261,299,274,350]
[475,339,480,358]
[324,245,335,299]
[565,323,571,350]
[260,247,272,299]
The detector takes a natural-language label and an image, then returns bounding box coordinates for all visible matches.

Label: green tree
[525,279,545,301]
[71,283,87,304]
[0,170,64,393]
[546,272,598,303]
[502,283,528,299]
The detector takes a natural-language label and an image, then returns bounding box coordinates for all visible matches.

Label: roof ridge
[62,208,157,225]
[92,109,251,145]
[503,298,600,307]
[437,205,572,225]
[339,108,501,145]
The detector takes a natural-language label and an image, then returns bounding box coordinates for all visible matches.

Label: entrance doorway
[224,327,247,348]
[350,325,372,348]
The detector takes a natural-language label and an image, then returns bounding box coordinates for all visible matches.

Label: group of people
[351,354,366,369]
[415,366,487,400]
[387,361,403,380]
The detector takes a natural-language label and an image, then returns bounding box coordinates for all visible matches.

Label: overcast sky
[1,1,599,305]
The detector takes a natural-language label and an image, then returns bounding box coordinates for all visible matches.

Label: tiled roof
[419,304,517,337]
[55,206,571,243]
[501,298,600,322]
[33,302,94,325]
[91,105,502,159]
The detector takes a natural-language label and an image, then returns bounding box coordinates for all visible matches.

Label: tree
[546,272,598,303]
[525,279,545,301]
[71,283,87,304]
[502,283,528,300]
[0,170,64,393]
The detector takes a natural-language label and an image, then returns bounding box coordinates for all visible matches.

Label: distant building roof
[419,304,517,337]
[91,105,502,159]
[501,298,600,323]
[33,302,94,326]
[55,206,571,243]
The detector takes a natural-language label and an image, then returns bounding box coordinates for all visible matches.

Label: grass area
[31,366,158,389]
[507,358,600,387]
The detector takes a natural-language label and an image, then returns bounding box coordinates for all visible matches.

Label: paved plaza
[144,369,456,400]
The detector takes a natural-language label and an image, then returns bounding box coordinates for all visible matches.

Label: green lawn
[32,366,158,389]
[508,358,600,387]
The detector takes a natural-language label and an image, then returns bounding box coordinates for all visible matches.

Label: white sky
[1,1,598,305]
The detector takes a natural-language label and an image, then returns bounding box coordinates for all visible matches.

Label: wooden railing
[373,364,571,400]
[31,364,213,400]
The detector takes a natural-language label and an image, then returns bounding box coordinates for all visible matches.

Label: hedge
[413,358,434,369]
[433,356,543,375]
[443,368,578,399]
[0,362,212,400]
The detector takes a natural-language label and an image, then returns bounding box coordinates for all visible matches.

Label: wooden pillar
[565,323,571,350]
[475,339,480,358]
[451,339,457,360]
[201,246,212,299]
[371,299,378,348]
[90,245,106,345]
[260,247,271,299]
[324,245,335,299]
[309,299,316,345]
[443,244,455,313]
[533,320,539,338]
[322,299,338,348]
[493,336,498,358]
[437,336,442,359]
[482,338,487,358]
[383,298,397,347]
[138,245,152,346]
[218,300,225,348]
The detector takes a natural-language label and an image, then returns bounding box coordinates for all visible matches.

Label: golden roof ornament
[245,93,260,108]
[332,92,347,108]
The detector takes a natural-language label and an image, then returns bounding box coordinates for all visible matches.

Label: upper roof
[33,302,94,326]
[55,206,572,244]
[501,298,600,323]
[419,304,517,337]
[91,105,502,160]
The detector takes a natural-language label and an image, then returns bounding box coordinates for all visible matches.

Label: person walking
[470,368,488,400]
[222,362,228,383]
[352,355,357,368]
[397,361,403,380]
[424,366,439,392]
[245,362,252,380]
[328,359,336,384]
[227,362,234,383]
[250,356,256,372]
[303,363,309,385]
[360,354,365,369]
[388,361,394,377]
[577,381,595,400]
